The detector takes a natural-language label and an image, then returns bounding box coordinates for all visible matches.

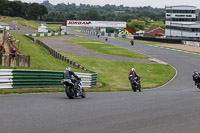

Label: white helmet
[66,67,71,71]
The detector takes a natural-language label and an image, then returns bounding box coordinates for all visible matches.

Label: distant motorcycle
[192,71,200,89]
[130,39,134,46]
[130,77,141,92]
[61,79,86,99]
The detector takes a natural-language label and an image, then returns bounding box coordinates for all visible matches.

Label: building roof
[166,5,196,8]
[145,27,164,33]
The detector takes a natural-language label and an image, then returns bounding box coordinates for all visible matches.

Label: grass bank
[0,16,39,29]
[10,34,85,72]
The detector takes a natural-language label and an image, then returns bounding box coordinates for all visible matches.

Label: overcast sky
[17,0,200,9]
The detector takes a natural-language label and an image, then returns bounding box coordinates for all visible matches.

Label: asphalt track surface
[1,29,200,133]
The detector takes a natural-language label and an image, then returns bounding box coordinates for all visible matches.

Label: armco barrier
[0,69,97,89]
[25,32,67,37]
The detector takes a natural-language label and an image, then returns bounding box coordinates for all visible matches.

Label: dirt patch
[156,44,200,53]
[91,83,103,88]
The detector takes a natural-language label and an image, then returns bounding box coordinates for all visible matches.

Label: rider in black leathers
[63,67,81,89]
[193,71,200,86]
[129,68,141,91]
[130,39,134,46]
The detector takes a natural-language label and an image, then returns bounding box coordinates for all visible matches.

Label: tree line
[42,1,165,22]
[0,0,48,20]
[42,1,166,30]
[0,0,166,30]
[42,1,165,31]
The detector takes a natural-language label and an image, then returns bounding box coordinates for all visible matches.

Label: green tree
[148,21,166,29]
[85,9,101,20]
[66,12,77,20]
[38,5,48,20]
[128,19,146,31]
[27,3,41,20]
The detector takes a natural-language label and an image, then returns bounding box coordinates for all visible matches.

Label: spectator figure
[97,33,100,38]
[0,44,2,52]
[11,48,16,59]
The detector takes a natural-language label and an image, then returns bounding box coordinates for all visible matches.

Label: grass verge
[0,88,64,95]
[66,37,149,58]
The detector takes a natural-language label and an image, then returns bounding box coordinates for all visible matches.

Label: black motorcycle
[130,77,141,92]
[61,79,86,99]
[130,40,134,46]
[192,71,200,89]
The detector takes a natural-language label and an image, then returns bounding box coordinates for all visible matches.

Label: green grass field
[60,52,175,91]
[66,37,149,59]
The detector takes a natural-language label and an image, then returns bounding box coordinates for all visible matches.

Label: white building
[0,22,9,30]
[165,5,200,40]
[38,23,49,33]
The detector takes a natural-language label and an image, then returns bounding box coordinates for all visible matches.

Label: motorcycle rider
[63,67,81,95]
[129,68,141,92]
[130,39,134,46]
[193,71,200,86]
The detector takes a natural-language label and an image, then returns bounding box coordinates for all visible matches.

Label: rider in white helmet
[63,67,81,89]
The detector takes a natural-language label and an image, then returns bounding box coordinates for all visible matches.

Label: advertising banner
[67,20,126,28]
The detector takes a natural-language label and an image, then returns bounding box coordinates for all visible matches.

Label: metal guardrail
[0,69,97,89]
[25,32,67,37]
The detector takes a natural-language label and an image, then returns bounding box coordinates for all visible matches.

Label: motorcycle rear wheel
[81,89,86,98]
[65,86,75,99]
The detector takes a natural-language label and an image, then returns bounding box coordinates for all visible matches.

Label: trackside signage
[67,20,126,28]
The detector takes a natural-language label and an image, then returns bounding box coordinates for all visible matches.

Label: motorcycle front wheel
[198,83,200,89]
[65,86,75,99]
[131,84,137,92]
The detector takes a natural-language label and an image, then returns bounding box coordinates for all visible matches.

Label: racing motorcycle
[61,79,86,99]
[130,77,141,92]
[192,71,200,89]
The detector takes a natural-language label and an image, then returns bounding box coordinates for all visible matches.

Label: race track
[1,29,200,133]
